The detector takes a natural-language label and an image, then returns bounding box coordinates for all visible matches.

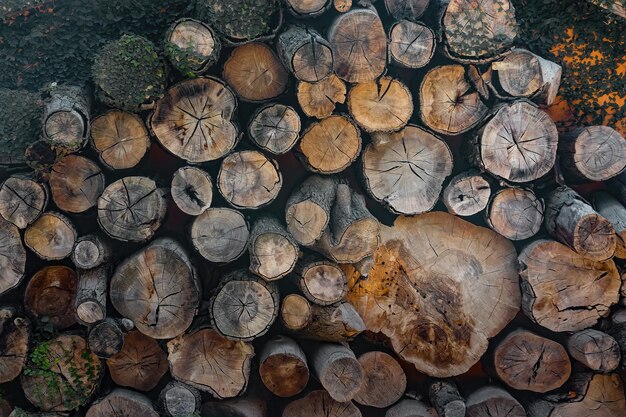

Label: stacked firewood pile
[1,0,626,416]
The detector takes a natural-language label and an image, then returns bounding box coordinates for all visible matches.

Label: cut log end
[248,103,301,155]
[297,75,346,119]
[24,266,77,330]
[259,336,309,397]
[191,207,250,263]
[249,215,299,281]
[24,212,77,260]
[486,187,544,240]
[166,18,221,75]
[389,20,435,68]
[442,171,491,217]
[354,351,406,408]
[171,166,213,216]
[0,176,48,229]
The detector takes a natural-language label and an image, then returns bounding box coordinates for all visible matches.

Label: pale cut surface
[24,212,76,260]
[0,217,26,296]
[191,207,249,263]
[286,0,328,15]
[488,188,544,240]
[566,125,626,181]
[0,176,47,229]
[171,166,213,216]
[297,75,346,119]
[248,103,301,154]
[91,110,151,169]
[389,20,435,68]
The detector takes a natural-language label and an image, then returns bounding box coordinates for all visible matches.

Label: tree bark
[593,191,626,258]
[486,187,544,240]
[428,380,465,417]
[294,255,346,305]
[85,389,158,417]
[284,0,331,17]
[158,381,201,417]
[88,317,134,358]
[296,74,346,119]
[249,215,299,281]
[442,170,491,216]
[217,150,282,209]
[171,166,213,216]
[0,309,29,384]
[24,211,76,260]
[354,351,406,408]
[282,390,361,417]
[566,329,621,372]
[277,26,333,82]
[248,103,301,155]
[305,342,363,402]
[49,155,105,213]
[386,399,436,417]
[42,84,91,152]
[190,207,250,263]
[71,234,112,270]
[389,20,435,68]
[384,0,429,21]
[0,175,48,229]
[75,265,108,325]
[210,269,279,340]
[465,386,526,417]
[0,217,26,296]
[165,18,221,76]
[259,335,309,397]
[24,265,77,330]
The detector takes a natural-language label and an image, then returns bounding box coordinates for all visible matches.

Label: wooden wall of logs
[1,0,626,416]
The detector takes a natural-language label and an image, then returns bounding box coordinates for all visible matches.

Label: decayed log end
[0,312,30,384]
[259,335,309,397]
[166,18,221,76]
[0,217,27,296]
[347,212,520,377]
[442,171,491,217]
[24,266,77,330]
[191,207,250,263]
[86,388,159,417]
[282,390,361,417]
[171,166,213,216]
[389,20,436,69]
[297,75,346,119]
[0,176,48,229]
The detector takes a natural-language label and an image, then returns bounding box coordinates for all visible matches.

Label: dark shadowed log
[297,75,346,119]
[75,265,108,325]
[9,409,64,417]
[284,0,331,17]
[24,212,76,260]
[466,386,526,417]
[277,26,333,83]
[283,390,361,417]
[519,239,620,332]
[223,42,289,102]
[493,329,571,392]
[428,380,465,417]
[86,389,158,417]
[384,0,429,21]
[167,327,254,398]
[42,85,91,152]
[249,215,299,281]
[201,396,267,417]
[210,269,279,340]
[191,207,250,263]
[71,234,112,270]
[474,101,559,183]
[0,218,27,296]
[158,381,201,417]
[150,77,239,163]
[110,238,200,339]
[566,329,620,372]
[1,400,13,417]
[362,125,453,215]
[305,342,363,402]
[97,176,167,243]
[312,183,379,263]
[0,310,29,383]
[442,170,491,216]
[298,115,361,174]
[0,176,48,229]
[171,166,213,216]
[593,191,626,258]
[346,212,520,377]
[22,335,103,412]
[259,335,309,397]
[90,110,151,170]
[328,7,387,83]
[165,18,221,76]
[420,65,488,135]
[607,309,626,376]
[294,255,346,305]
[467,64,491,100]
[218,150,283,209]
[248,103,301,155]
[354,351,406,408]
[106,330,168,391]
[24,266,77,330]
[389,20,435,69]
[281,294,365,342]
[24,140,60,172]
[88,317,134,358]
[49,155,105,213]
[285,175,337,246]
[559,126,626,183]
[545,186,616,261]
[386,400,436,417]
[486,187,544,240]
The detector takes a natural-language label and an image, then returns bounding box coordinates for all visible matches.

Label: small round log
[566,329,621,372]
[277,26,333,82]
[223,42,288,102]
[86,389,158,417]
[158,381,201,417]
[90,110,151,170]
[75,265,108,325]
[328,8,386,83]
[259,335,309,398]
[42,85,90,152]
[167,327,254,398]
[97,176,167,243]
[559,125,626,183]
[593,191,626,258]
[24,211,76,260]
[218,150,282,209]
[151,77,239,163]
[519,239,621,332]
[386,400,436,417]
[71,234,112,270]
[475,101,559,183]
[0,175,48,229]
[171,166,213,216]
[465,386,526,417]
[362,125,453,215]
[0,218,27,296]
[248,103,301,154]
[190,207,250,263]
[49,155,105,214]
[384,0,429,21]
[284,0,330,17]
[282,390,361,417]
[110,238,200,339]
[210,269,279,341]
[493,329,571,392]
[298,115,361,174]
[24,266,77,330]
[88,317,134,358]
[545,186,616,261]
[165,18,221,76]
[442,171,491,217]
[420,65,488,135]
[334,0,351,12]
[428,380,465,417]
[0,311,30,383]
[486,187,544,240]
[249,215,299,281]
[295,255,346,305]
[297,74,346,119]
[354,351,406,408]
[389,20,435,68]
[306,342,363,402]
[107,330,168,391]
